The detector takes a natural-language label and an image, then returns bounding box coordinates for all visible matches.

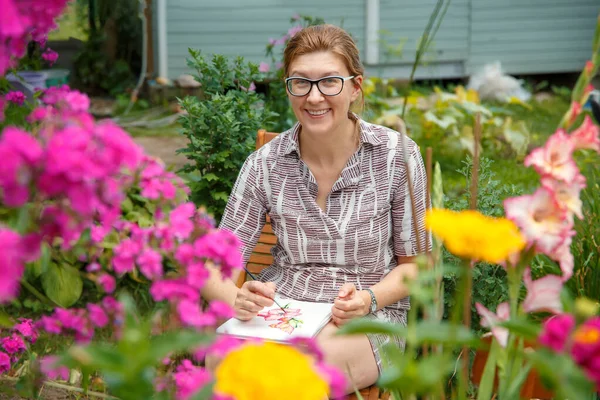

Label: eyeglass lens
[287,77,344,96]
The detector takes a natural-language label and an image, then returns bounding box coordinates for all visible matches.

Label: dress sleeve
[219,154,268,267]
[391,143,431,257]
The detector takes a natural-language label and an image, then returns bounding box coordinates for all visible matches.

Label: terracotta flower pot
[471,334,554,400]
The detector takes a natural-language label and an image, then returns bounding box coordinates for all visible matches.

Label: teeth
[307,109,329,116]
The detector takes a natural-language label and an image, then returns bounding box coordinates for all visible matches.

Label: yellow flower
[214,342,329,400]
[426,208,526,264]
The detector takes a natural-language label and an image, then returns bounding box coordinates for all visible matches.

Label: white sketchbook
[216,296,332,343]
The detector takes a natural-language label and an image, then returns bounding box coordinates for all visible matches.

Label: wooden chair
[234,129,387,400]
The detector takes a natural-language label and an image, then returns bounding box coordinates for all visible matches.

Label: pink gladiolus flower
[195,335,243,361]
[584,60,595,77]
[548,237,575,281]
[268,38,277,45]
[522,268,563,314]
[566,102,582,126]
[173,360,211,400]
[524,129,579,183]
[475,302,510,347]
[0,228,25,303]
[274,36,288,46]
[504,187,574,255]
[0,352,10,374]
[571,317,600,387]
[5,91,26,106]
[570,115,600,152]
[42,48,59,66]
[40,356,70,381]
[259,62,270,73]
[97,273,116,293]
[541,174,586,220]
[539,313,575,353]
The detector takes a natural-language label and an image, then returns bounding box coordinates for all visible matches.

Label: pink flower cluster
[539,315,600,389]
[0,85,145,301]
[5,90,26,106]
[37,297,123,344]
[504,115,600,280]
[0,0,70,75]
[0,318,36,374]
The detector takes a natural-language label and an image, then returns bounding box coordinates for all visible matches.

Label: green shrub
[177,50,275,222]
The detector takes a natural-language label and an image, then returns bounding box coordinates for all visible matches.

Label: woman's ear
[351,75,363,102]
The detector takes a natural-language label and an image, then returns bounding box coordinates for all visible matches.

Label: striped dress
[219,114,430,372]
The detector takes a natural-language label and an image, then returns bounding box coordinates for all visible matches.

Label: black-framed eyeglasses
[285,75,355,97]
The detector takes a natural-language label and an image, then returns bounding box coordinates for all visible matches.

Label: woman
[203,24,430,393]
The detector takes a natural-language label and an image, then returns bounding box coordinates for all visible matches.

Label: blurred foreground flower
[426,208,526,264]
[214,341,335,400]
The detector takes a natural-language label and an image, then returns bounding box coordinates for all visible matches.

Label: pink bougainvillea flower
[475,302,510,347]
[150,279,200,303]
[259,62,270,73]
[0,0,25,36]
[524,129,579,183]
[39,356,70,381]
[1,334,27,355]
[87,304,109,328]
[0,127,43,207]
[571,317,600,387]
[42,48,59,66]
[97,273,116,293]
[504,187,574,255]
[5,91,26,106]
[0,228,25,303]
[541,174,586,220]
[570,115,600,152]
[522,268,563,314]
[194,335,243,361]
[172,359,211,400]
[539,313,575,353]
[0,352,10,374]
[208,300,235,320]
[316,363,347,400]
[137,248,163,280]
[112,238,142,274]
[170,202,195,240]
[177,299,216,328]
[13,319,37,343]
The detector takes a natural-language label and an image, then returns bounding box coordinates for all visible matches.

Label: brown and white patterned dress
[219,114,430,372]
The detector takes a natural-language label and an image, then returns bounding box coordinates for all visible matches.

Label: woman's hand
[234,281,276,321]
[331,283,371,326]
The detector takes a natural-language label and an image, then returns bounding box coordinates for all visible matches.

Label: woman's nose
[306,84,324,103]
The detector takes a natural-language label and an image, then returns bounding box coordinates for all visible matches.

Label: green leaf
[338,319,479,346]
[476,340,499,400]
[203,173,219,182]
[499,317,541,339]
[26,242,50,280]
[41,263,83,308]
[147,330,215,362]
[0,311,13,328]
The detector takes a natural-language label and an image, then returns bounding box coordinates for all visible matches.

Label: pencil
[243,267,287,312]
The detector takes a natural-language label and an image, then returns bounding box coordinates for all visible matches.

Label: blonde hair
[283,24,365,112]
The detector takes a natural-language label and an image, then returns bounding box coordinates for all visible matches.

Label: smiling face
[286,51,362,137]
